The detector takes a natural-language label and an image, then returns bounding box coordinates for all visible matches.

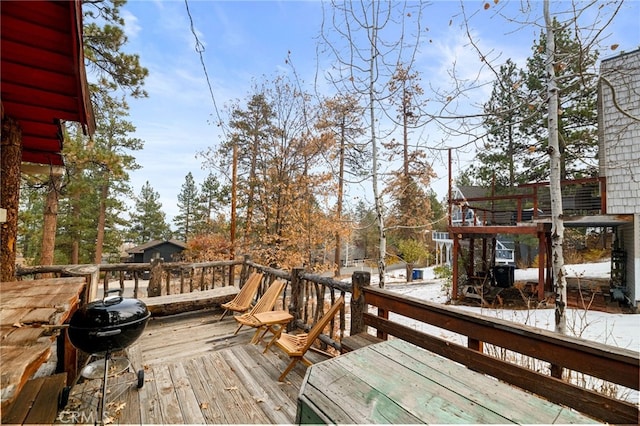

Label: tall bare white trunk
[369,7,386,288]
[544,0,567,334]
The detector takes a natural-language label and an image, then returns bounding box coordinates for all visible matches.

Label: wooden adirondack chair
[272,296,344,382]
[218,272,263,321]
[233,279,286,335]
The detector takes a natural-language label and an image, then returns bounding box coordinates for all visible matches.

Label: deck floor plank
[169,362,208,424]
[138,363,163,424]
[197,353,254,424]
[183,357,227,423]
[153,363,185,423]
[221,344,297,423]
[205,350,272,424]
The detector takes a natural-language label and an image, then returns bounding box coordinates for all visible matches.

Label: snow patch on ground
[370,263,638,353]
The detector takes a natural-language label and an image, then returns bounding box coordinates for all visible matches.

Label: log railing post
[239,254,251,285]
[289,267,305,331]
[147,258,163,297]
[350,271,370,335]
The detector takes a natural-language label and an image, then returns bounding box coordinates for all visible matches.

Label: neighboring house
[598,48,640,308]
[445,49,639,310]
[432,231,453,266]
[126,239,187,263]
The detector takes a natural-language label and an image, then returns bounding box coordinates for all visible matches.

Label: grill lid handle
[94,329,122,337]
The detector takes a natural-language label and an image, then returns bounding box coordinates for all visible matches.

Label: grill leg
[97,352,111,426]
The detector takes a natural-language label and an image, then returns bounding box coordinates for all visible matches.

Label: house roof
[127,239,187,254]
[454,186,493,201]
[1,0,95,166]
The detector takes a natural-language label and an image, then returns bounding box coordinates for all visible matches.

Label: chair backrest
[303,296,344,350]
[247,279,286,315]
[233,272,263,306]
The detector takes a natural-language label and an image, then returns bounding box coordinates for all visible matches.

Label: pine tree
[129,182,171,244]
[353,200,378,262]
[17,181,46,264]
[174,172,201,242]
[472,59,528,188]
[521,19,599,182]
[196,173,228,235]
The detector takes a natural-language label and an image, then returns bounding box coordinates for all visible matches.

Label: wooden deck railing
[350,273,639,425]
[15,257,639,423]
[242,260,350,351]
[16,259,243,300]
[16,256,350,350]
[451,176,607,226]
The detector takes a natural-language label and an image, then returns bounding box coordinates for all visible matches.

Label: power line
[184,0,227,140]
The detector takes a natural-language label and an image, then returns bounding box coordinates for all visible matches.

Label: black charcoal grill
[67,289,150,425]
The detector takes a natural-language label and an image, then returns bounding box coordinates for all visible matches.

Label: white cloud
[121,9,141,40]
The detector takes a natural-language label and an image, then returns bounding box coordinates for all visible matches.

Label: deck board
[222,345,297,423]
[154,363,185,423]
[138,364,161,424]
[171,362,208,424]
[183,357,228,423]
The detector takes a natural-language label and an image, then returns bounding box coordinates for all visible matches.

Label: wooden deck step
[2,373,67,424]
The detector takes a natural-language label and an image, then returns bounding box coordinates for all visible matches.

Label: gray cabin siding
[599,49,640,308]
[599,49,640,215]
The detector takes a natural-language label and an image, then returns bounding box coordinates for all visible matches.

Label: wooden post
[468,237,475,278]
[147,258,163,297]
[350,271,370,335]
[239,254,251,285]
[452,234,460,299]
[289,267,305,331]
[57,329,78,387]
[228,262,235,288]
[550,363,563,379]
[538,229,546,301]
[468,337,483,352]
[1,116,22,282]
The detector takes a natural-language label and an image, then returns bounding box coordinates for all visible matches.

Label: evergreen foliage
[521,19,599,182]
[174,172,201,242]
[129,181,172,244]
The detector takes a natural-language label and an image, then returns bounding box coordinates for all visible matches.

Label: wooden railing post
[468,338,483,352]
[239,254,251,285]
[147,258,163,297]
[289,267,305,331]
[350,271,370,335]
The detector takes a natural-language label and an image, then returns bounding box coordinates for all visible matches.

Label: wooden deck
[59,309,328,424]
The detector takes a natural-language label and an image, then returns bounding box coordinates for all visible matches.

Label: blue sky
[118,0,639,223]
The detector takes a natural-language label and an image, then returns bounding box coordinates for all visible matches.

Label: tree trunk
[40,175,62,265]
[94,183,108,264]
[544,0,567,334]
[230,142,238,259]
[369,10,386,289]
[334,124,346,277]
[71,196,80,264]
[1,116,22,282]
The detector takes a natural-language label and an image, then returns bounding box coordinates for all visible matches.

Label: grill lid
[70,295,149,330]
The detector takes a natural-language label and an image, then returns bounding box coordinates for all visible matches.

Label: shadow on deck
[59,309,329,424]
